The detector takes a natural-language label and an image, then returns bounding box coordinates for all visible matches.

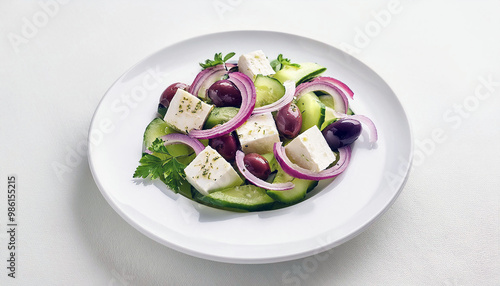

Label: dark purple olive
[160,82,189,108]
[207,80,242,107]
[276,103,302,138]
[243,153,271,181]
[209,133,238,161]
[322,118,362,150]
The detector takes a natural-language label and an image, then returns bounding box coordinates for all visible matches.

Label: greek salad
[133,50,377,212]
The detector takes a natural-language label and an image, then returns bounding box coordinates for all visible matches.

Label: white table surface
[1,1,499,285]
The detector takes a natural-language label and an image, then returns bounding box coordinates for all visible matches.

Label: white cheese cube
[184,146,243,196]
[164,89,213,134]
[238,50,275,80]
[285,126,336,172]
[236,113,280,154]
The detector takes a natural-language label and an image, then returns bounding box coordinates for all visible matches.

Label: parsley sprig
[270,54,300,72]
[199,52,236,69]
[133,138,192,198]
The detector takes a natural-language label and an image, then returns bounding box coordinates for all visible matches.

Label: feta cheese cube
[164,89,213,134]
[285,126,336,172]
[236,113,280,154]
[184,146,243,196]
[238,50,275,80]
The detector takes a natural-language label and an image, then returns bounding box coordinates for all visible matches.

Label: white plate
[88,31,412,264]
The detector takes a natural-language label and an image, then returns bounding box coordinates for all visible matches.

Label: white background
[1,0,499,285]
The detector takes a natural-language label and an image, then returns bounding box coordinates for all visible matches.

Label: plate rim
[88,29,414,264]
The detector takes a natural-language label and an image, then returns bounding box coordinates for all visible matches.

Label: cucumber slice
[324,106,336,122]
[254,75,285,108]
[203,107,239,129]
[318,94,355,130]
[318,94,335,110]
[273,62,326,85]
[318,94,355,115]
[320,107,338,131]
[319,107,356,130]
[267,166,318,204]
[202,185,275,211]
[261,152,278,173]
[143,118,170,148]
[193,190,245,212]
[297,92,326,133]
[143,118,191,157]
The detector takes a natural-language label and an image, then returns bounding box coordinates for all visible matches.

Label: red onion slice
[189,64,236,100]
[235,150,294,191]
[313,76,354,99]
[188,72,256,139]
[295,80,349,114]
[273,142,352,180]
[252,81,295,114]
[160,133,205,155]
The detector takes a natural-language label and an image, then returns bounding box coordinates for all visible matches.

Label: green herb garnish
[133,138,192,198]
[199,52,236,69]
[270,54,300,72]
